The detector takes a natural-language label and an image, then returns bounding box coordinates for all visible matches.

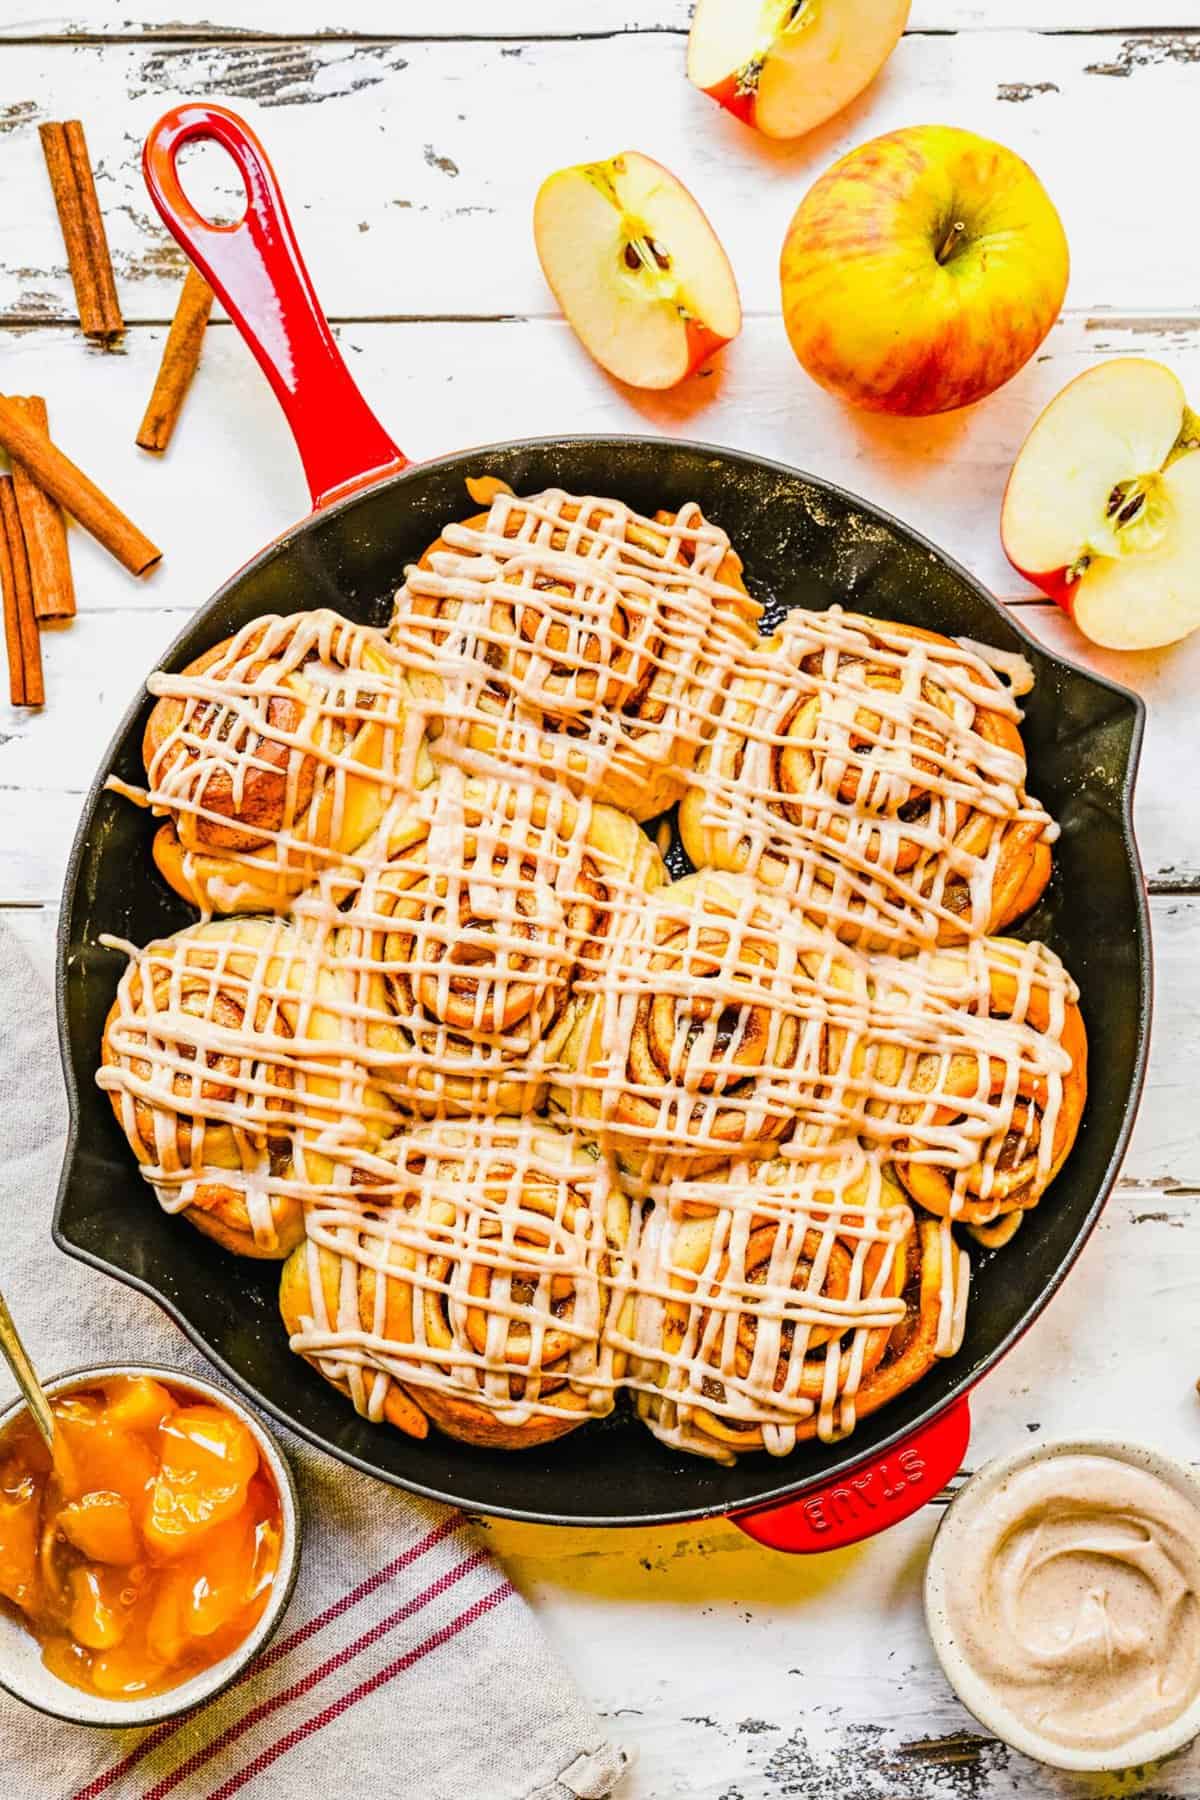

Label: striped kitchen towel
[0,916,629,1800]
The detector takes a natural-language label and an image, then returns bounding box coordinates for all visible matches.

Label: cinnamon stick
[0,478,45,708]
[0,396,160,578]
[39,119,123,342]
[137,266,214,453]
[9,396,76,622]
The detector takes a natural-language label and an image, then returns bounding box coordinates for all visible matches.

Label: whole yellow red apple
[779,125,1069,416]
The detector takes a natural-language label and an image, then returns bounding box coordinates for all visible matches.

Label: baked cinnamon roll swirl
[558,869,866,1176]
[859,936,1088,1237]
[280,1115,631,1448]
[97,918,366,1259]
[135,610,429,914]
[390,487,761,820]
[329,776,666,1117]
[679,609,1054,951]
[627,1147,969,1462]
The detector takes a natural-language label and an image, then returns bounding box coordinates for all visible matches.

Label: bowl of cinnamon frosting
[925,1437,1200,1772]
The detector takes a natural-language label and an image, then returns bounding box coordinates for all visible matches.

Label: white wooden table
[4,7,1200,1795]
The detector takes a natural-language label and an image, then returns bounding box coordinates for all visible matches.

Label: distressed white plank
[3,311,1200,888]
[7,6,1200,36]
[0,34,1198,323]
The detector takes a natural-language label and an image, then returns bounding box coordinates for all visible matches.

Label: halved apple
[1001,358,1200,650]
[533,151,741,390]
[688,0,911,140]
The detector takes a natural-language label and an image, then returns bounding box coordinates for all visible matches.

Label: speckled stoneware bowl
[0,1363,300,1728]
[925,1436,1200,1773]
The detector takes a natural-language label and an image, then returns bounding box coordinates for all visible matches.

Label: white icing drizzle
[289,1114,628,1430]
[96,916,378,1254]
[621,1142,971,1463]
[95,486,1085,1460]
[953,635,1037,697]
[109,608,429,914]
[289,769,667,1121]
[389,487,762,820]
[560,869,1081,1225]
[679,608,1056,950]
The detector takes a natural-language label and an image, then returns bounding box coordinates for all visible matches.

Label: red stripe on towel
[201,1585,515,1800]
[71,1513,467,1800]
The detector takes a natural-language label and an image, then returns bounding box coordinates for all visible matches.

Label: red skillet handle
[730,1397,970,1554]
[142,103,408,508]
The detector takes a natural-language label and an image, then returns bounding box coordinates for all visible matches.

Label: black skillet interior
[55,437,1150,1525]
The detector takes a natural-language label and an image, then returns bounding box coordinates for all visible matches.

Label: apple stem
[935,219,967,265]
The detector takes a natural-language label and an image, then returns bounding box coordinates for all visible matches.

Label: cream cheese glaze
[930,1445,1200,1764]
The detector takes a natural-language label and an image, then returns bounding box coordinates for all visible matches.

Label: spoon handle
[0,1291,55,1453]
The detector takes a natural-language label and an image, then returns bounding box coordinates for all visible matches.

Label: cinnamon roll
[390,486,761,820]
[280,1115,630,1448]
[859,936,1088,1237]
[97,918,368,1259]
[627,1147,969,1462]
[136,610,430,914]
[557,869,866,1176]
[328,775,666,1117]
[679,609,1054,950]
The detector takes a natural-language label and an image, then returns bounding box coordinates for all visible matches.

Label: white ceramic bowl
[925,1435,1200,1773]
[0,1363,300,1728]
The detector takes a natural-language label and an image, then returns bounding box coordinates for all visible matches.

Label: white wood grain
[0,33,1197,324]
[7,5,1200,36]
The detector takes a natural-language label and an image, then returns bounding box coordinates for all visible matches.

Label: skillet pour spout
[52,104,1151,1539]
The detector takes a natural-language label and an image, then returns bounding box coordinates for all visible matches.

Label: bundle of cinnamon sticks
[3,119,219,708]
[0,392,164,706]
[1,398,73,706]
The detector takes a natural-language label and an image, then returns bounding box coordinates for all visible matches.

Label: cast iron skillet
[53,107,1151,1548]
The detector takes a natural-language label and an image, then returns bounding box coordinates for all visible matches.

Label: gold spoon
[0,1290,79,1606]
[0,1288,57,1456]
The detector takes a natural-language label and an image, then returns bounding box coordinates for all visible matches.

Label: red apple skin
[682,317,733,378]
[1004,556,1077,614]
[780,126,1070,416]
[698,70,757,128]
[1001,450,1075,609]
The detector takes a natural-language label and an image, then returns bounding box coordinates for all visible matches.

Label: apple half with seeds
[1002,358,1200,650]
[687,0,911,140]
[533,151,741,390]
